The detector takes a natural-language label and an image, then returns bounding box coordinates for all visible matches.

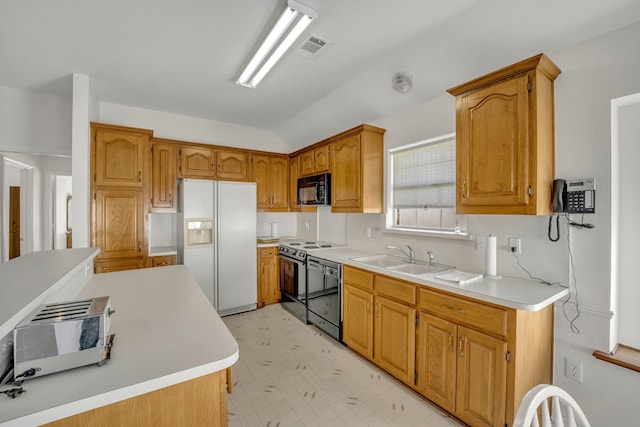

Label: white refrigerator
[178,179,257,316]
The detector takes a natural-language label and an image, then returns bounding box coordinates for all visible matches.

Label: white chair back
[513,384,590,427]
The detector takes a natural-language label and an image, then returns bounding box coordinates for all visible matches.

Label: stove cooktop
[280,240,338,250]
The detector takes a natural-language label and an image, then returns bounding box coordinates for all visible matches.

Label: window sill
[593,344,640,373]
[382,227,473,241]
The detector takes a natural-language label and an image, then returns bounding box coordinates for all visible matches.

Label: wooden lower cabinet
[342,265,553,427]
[455,326,507,427]
[42,370,229,427]
[257,247,280,307]
[149,255,176,268]
[342,283,374,359]
[95,258,144,273]
[374,295,416,386]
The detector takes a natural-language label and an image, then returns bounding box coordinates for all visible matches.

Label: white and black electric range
[278,240,343,341]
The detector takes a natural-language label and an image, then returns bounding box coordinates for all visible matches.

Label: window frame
[385,133,470,240]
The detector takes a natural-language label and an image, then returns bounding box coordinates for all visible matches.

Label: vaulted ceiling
[2,0,640,150]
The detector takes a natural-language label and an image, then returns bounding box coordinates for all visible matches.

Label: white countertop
[309,247,569,311]
[148,245,178,256]
[0,248,99,340]
[0,265,238,426]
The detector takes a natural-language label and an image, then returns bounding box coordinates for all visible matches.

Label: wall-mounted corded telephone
[551,178,596,214]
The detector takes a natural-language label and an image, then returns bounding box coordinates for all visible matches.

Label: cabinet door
[94,128,146,188]
[342,284,374,360]
[314,145,330,173]
[253,155,271,209]
[374,296,416,386]
[330,135,361,210]
[457,74,530,212]
[289,156,301,210]
[416,313,457,412]
[258,247,280,307]
[179,146,215,178]
[299,151,315,176]
[455,326,507,427]
[217,150,249,181]
[151,143,176,210]
[270,157,289,209]
[94,188,145,261]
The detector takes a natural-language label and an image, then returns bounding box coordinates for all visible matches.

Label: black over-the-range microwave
[297,173,331,206]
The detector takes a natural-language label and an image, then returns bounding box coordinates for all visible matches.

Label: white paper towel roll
[271,222,279,237]
[485,235,497,277]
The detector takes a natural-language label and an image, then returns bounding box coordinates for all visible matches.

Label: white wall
[342,21,640,427]
[99,102,290,153]
[0,86,72,156]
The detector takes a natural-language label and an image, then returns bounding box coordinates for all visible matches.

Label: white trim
[382,227,473,240]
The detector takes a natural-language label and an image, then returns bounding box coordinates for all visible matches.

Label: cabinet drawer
[258,247,277,258]
[419,288,507,336]
[375,275,416,305]
[344,265,374,290]
[151,255,176,267]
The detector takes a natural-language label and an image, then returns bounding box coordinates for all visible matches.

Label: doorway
[9,186,20,259]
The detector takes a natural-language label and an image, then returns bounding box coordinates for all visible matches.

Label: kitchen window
[386,133,467,236]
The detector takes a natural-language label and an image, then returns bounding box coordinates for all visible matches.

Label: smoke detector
[392,72,413,93]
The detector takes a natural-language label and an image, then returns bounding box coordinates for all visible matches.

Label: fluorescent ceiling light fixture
[236,0,317,88]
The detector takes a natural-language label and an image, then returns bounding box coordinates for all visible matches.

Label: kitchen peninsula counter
[0,265,238,427]
[310,247,569,311]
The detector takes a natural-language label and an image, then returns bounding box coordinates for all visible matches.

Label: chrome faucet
[426,250,435,264]
[386,245,415,263]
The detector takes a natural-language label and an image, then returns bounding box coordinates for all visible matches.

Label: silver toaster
[13,296,115,381]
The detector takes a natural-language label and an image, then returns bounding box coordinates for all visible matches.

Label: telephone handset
[551,178,596,214]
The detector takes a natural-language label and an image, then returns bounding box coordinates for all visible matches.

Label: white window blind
[392,135,456,209]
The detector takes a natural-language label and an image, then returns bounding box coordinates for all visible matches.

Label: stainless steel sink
[351,254,455,276]
[350,254,406,268]
[386,262,455,275]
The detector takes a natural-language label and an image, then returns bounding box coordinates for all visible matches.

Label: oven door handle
[278,254,305,267]
[307,260,323,271]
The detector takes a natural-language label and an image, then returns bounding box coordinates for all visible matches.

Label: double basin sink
[350,254,455,276]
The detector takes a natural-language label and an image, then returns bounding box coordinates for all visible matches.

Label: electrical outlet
[565,358,583,382]
[476,235,487,251]
[508,237,521,254]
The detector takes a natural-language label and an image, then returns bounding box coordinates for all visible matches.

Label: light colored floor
[223,304,464,427]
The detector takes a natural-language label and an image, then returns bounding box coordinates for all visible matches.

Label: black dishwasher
[306,256,342,341]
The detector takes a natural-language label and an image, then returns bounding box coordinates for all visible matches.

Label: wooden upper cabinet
[93,125,150,188]
[300,145,330,177]
[93,188,145,261]
[289,156,301,210]
[448,54,561,215]
[330,125,385,213]
[150,141,177,211]
[216,150,249,181]
[253,154,288,211]
[179,146,215,178]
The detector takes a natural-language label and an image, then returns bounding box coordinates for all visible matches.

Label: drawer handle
[446,304,466,314]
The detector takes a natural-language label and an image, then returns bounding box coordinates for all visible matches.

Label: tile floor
[223,304,465,427]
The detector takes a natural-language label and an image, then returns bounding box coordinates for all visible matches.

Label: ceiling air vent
[294,34,331,59]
